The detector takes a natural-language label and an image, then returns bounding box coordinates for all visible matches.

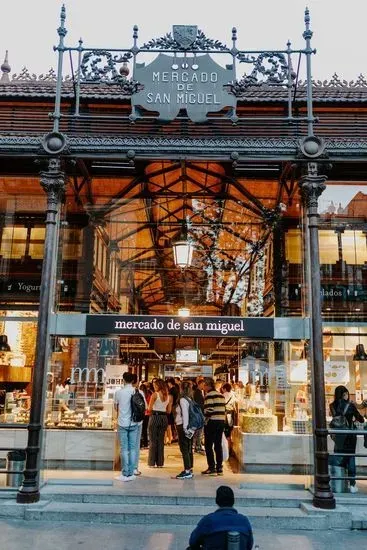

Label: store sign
[289,284,367,301]
[289,360,308,383]
[105,363,129,386]
[324,360,350,385]
[0,279,41,295]
[132,53,236,122]
[86,315,274,338]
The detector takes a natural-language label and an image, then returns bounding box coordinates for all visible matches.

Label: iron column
[300,162,335,510]
[17,158,65,503]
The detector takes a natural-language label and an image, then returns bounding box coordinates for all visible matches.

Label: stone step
[40,490,311,509]
[6,500,333,530]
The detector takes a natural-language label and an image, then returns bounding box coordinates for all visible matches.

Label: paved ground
[0,520,365,550]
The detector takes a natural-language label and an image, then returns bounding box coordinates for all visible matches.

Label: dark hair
[222,383,232,393]
[204,377,215,391]
[334,385,349,401]
[131,373,138,384]
[166,377,175,386]
[123,372,134,384]
[180,381,193,399]
[216,486,234,507]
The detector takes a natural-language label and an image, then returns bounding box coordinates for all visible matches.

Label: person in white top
[148,379,172,467]
[114,372,146,482]
[175,381,194,479]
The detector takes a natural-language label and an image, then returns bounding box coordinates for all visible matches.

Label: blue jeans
[118,424,139,477]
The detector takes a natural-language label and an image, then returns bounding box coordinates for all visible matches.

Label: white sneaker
[350,485,358,493]
[114,475,130,482]
[134,469,142,476]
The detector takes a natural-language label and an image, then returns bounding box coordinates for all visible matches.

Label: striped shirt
[204,390,226,422]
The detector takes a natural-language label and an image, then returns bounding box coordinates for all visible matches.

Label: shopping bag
[222,433,229,461]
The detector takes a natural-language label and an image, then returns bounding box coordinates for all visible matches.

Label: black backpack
[131,389,146,423]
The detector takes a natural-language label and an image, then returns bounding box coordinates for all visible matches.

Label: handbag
[225,396,235,428]
[329,402,349,442]
[222,432,229,461]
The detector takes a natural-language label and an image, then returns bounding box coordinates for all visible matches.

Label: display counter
[232,427,367,474]
[0,428,115,469]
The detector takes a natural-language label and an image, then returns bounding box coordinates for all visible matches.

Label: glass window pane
[319,230,339,264]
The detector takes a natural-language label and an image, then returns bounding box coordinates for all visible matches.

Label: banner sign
[132,53,236,122]
[86,315,274,338]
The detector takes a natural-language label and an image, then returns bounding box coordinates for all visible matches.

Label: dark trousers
[148,413,168,467]
[141,415,149,448]
[204,420,225,471]
[177,424,193,471]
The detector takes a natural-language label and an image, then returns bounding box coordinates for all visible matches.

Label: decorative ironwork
[141,28,229,51]
[229,52,295,95]
[80,50,141,92]
[12,67,38,82]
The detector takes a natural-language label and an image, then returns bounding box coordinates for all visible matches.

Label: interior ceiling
[0,161,299,315]
[71,160,296,315]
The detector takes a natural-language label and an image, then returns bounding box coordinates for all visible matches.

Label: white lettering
[152,72,160,82]
[146,92,153,103]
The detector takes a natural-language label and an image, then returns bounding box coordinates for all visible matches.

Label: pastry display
[241,413,278,434]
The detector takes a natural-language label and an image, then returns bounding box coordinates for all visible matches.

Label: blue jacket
[189,507,253,550]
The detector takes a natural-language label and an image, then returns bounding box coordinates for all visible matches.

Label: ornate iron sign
[132,52,236,122]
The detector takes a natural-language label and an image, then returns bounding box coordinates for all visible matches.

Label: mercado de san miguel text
[0,7,366,509]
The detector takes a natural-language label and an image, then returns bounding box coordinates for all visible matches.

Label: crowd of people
[114,373,240,482]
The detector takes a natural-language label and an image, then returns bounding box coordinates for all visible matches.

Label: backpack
[131,389,146,423]
[329,402,349,442]
[183,396,205,431]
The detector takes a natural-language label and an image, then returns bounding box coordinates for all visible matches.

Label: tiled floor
[41,443,311,489]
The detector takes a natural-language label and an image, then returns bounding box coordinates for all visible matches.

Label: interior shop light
[178,307,191,317]
[172,217,194,269]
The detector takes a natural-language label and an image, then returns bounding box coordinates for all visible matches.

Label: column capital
[299,162,327,209]
[40,158,65,205]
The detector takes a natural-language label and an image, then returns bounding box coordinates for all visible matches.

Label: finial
[57,4,67,38]
[133,25,139,40]
[0,51,11,83]
[303,6,313,41]
[232,27,237,41]
[305,6,310,24]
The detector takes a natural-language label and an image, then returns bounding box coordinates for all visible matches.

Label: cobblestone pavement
[0,520,365,550]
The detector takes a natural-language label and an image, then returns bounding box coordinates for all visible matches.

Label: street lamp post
[300,161,335,510]
[17,159,65,503]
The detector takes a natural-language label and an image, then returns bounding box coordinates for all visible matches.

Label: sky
[1,0,367,81]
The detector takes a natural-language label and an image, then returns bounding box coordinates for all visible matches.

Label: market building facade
[0,8,366,509]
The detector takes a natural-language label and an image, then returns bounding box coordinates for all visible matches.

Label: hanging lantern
[172,238,194,268]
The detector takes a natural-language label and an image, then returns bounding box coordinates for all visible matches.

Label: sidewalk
[1,520,366,550]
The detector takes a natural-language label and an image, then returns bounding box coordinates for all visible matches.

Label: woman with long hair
[148,379,172,467]
[175,380,194,479]
[330,385,364,493]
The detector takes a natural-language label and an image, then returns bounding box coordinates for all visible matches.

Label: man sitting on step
[187,485,253,550]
